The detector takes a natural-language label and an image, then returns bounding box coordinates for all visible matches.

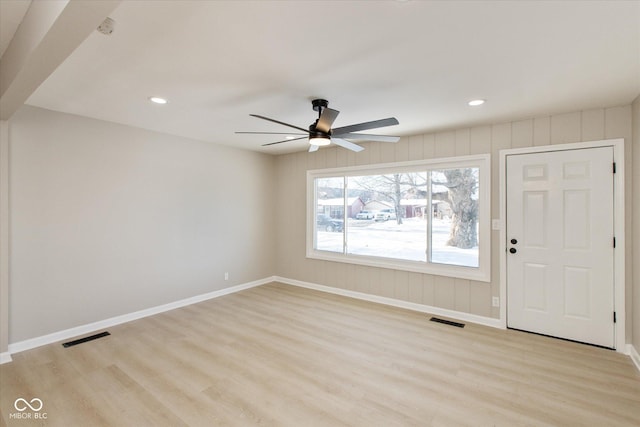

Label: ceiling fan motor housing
[309,123,330,139]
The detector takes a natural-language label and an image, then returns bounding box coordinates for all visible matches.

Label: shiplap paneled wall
[276,105,633,325]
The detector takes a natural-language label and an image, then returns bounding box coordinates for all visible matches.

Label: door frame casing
[499,139,625,352]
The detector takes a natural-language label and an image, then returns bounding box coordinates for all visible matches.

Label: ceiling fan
[237,99,400,153]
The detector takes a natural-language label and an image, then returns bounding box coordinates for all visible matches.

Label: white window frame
[306,154,491,282]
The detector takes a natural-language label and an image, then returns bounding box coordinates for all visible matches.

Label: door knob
[510,238,518,245]
[509,248,517,254]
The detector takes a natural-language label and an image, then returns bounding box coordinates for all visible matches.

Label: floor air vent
[62,331,110,348]
[430,317,465,328]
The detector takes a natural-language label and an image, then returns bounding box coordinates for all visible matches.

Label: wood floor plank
[1,282,639,426]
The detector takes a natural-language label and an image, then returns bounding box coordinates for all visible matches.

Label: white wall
[8,106,276,343]
[275,105,633,334]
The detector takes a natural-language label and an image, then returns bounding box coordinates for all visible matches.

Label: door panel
[563,190,590,250]
[523,263,547,312]
[523,191,546,247]
[506,147,614,348]
[563,266,590,319]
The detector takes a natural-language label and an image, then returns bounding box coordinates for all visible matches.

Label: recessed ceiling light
[285,136,296,140]
[468,99,485,106]
[149,97,168,104]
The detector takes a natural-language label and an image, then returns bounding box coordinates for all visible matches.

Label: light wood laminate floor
[1,282,639,426]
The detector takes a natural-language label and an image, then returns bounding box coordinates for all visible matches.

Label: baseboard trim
[8,274,631,371]
[274,276,503,329]
[627,344,640,373]
[0,351,12,364]
[7,277,272,357]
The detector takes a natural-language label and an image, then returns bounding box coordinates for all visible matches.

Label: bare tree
[351,169,478,249]
[351,173,426,225]
[434,168,478,249]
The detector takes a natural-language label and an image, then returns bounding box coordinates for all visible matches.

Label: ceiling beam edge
[0,0,121,120]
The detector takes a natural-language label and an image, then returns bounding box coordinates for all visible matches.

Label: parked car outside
[374,209,397,221]
[356,210,377,220]
[316,214,344,232]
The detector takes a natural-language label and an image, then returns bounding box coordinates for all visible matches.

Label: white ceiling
[6,0,640,154]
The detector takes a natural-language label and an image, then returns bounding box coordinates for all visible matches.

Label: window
[307,155,490,282]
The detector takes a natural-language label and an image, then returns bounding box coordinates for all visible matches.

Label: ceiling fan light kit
[309,137,331,146]
[237,99,400,153]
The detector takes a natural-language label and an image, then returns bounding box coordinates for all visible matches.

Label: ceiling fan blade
[308,144,320,153]
[315,108,339,133]
[332,138,364,153]
[262,136,308,147]
[236,131,307,135]
[332,117,399,135]
[335,133,400,143]
[250,114,309,133]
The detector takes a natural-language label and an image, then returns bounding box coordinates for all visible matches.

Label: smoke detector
[97,17,115,35]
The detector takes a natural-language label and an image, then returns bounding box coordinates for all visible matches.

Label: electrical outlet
[492,219,500,230]
[492,297,500,307]
[224,272,229,281]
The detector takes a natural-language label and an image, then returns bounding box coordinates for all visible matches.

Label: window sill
[307,249,490,282]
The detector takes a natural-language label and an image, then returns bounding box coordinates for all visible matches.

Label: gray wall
[0,120,8,355]
[7,106,276,343]
[633,95,640,356]
[275,105,633,335]
[2,102,637,353]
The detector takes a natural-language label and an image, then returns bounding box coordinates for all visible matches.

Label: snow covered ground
[316,217,478,267]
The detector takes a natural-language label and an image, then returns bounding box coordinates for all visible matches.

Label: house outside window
[307,155,491,282]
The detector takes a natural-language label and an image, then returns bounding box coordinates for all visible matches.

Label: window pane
[430,168,479,267]
[347,173,427,262]
[315,177,344,253]
[307,155,490,282]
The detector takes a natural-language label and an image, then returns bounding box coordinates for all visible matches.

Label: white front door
[506,147,615,348]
